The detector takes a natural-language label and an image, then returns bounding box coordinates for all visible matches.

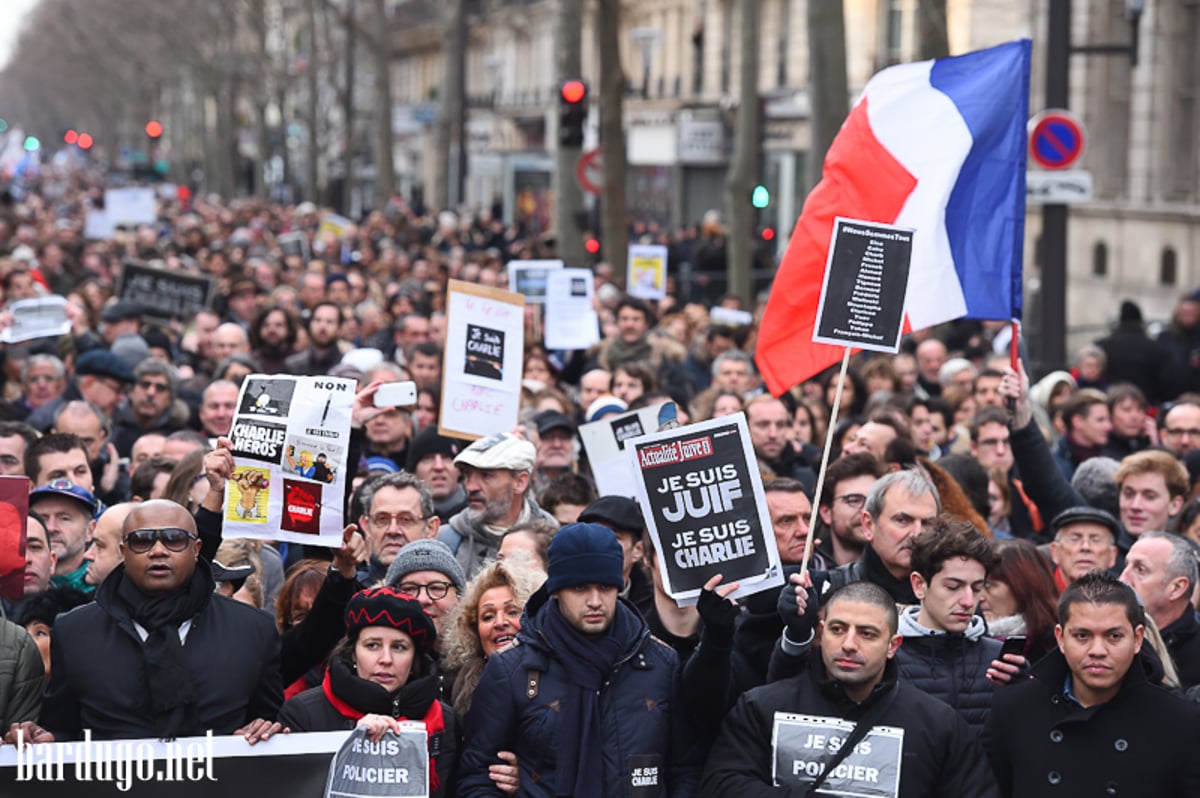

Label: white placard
[626,244,668,300]
[579,401,674,498]
[543,268,599,350]
[83,209,115,240]
[506,259,563,304]
[0,296,71,343]
[104,188,158,225]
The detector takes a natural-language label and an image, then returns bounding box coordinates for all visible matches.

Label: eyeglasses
[123,527,198,553]
[396,581,455,600]
[137,380,170,394]
[1056,533,1113,550]
[1165,428,1200,438]
[834,493,866,509]
[369,513,427,531]
[26,374,59,384]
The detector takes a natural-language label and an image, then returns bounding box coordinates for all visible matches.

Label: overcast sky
[0,0,41,71]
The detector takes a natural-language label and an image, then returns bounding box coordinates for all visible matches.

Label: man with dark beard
[284,302,343,376]
[5,500,281,741]
[436,433,556,579]
[249,305,298,374]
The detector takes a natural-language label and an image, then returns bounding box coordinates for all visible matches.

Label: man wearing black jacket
[703,581,999,797]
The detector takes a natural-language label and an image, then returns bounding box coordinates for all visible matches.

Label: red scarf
[322,669,445,792]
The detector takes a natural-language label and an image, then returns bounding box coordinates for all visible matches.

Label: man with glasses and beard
[4,500,282,742]
[438,433,557,579]
[111,360,189,458]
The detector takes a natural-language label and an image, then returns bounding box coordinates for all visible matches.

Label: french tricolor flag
[756,40,1031,396]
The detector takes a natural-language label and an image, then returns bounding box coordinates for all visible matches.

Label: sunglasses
[123,527,198,553]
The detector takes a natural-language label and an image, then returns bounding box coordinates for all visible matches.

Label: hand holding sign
[695,574,742,646]
[778,571,820,645]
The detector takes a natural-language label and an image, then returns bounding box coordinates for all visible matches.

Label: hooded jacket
[439,496,556,579]
[456,588,697,797]
[895,606,1004,734]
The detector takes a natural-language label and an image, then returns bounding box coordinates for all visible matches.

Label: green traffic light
[0,118,8,133]
[23,136,40,152]
[751,185,770,209]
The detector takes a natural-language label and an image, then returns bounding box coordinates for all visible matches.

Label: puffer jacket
[895,606,1003,734]
[456,589,698,797]
[0,618,43,727]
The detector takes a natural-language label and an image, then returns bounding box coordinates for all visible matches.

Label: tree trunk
[305,0,320,202]
[433,0,466,211]
[805,0,848,191]
[724,0,759,305]
[342,0,357,214]
[372,0,396,208]
[597,0,627,288]
[916,0,950,60]
[554,0,585,267]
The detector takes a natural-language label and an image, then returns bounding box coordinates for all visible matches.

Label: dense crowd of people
[2,163,1200,796]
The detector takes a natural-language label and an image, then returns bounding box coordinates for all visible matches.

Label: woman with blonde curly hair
[441,560,545,717]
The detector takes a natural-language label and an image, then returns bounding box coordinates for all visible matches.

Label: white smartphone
[375,380,418,408]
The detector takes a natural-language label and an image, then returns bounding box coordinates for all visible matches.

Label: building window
[1092,241,1108,277]
[1161,247,1178,286]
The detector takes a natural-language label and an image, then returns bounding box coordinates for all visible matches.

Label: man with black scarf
[457,523,698,797]
[7,500,281,742]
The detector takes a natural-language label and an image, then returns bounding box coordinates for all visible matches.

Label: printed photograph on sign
[507,259,563,304]
[626,243,668,300]
[611,415,645,451]
[238,378,296,417]
[231,419,288,464]
[627,413,783,604]
[281,479,322,535]
[463,324,505,381]
[227,467,270,522]
[283,436,342,484]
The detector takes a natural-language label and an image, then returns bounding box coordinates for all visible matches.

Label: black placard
[117,262,215,325]
[463,324,505,380]
[812,219,913,353]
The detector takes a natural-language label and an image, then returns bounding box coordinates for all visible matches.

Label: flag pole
[1006,318,1020,414]
[799,346,851,579]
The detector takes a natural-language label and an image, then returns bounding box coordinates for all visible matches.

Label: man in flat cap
[437,432,556,578]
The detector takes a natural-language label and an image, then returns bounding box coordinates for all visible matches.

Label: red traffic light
[145,120,163,139]
[585,238,601,254]
[561,80,587,104]
[77,133,94,150]
[762,227,776,241]
[64,130,79,145]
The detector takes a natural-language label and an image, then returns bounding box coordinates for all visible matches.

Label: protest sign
[83,209,115,240]
[225,375,355,547]
[0,296,71,343]
[626,244,668,300]
[104,187,158,226]
[278,231,312,263]
[580,401,674,498]
[439,279,524,440]
[771,713,904,797]
[324,725,428,798]
[0,731,349,797]
[506,259,563,304]
[812,218,913,353]
[117,262,215,324]
[627,413,783,605]
[709,306,754,329]
[0,475,30,602]
[543,268,599,350]
[319,213,352,239]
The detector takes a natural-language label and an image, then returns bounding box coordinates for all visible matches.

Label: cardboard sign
[324,725,429,798]
[626,244,668,300]
[117,262,215,324]
[439,280,524,440]
[0,475,30,602]
[812,218,913,353]
[0,296,71,343]
[543,268,599,350]
[104,188,158,225]
[771,713,904,797]
[506,259,563,304]
[627,413,783,605]
[580,402,674,498]
[225,375,355,547]
[0,731,348,797]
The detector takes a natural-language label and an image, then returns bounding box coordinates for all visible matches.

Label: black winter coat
[701,657,1000,797]
[40,565,282,740]
[1160,607,1200,689]
[456,590,697,797]
[982,648,1200,797]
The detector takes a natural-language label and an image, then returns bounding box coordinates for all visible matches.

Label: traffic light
[585,238,600,255]
[559,80,588,148]
[762,227,776,242]
[23,136,40,152]
[751,184,770,209]
[146,120,163,139]
[64,130,79,145]
[77,133,93,150]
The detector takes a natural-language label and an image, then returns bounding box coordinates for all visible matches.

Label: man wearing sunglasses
[11,500,282,742]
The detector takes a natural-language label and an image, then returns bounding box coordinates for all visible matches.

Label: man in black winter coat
[703,581,999,797]
[5,501,281,743]
[982,572,1200,797]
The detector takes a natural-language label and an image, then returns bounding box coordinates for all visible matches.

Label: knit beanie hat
[344,586,437,653]
[545,523,625,594]
[384,539,467,595]
[406,427,465,472]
